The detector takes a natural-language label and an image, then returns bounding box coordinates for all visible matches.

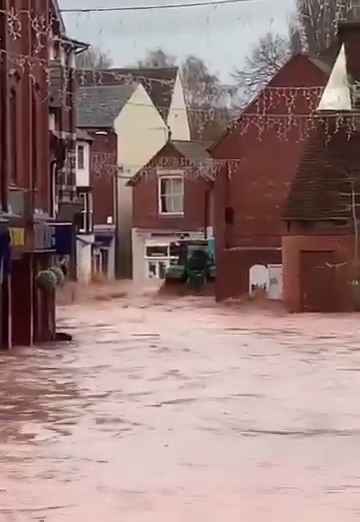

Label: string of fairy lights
[1,1,359,178]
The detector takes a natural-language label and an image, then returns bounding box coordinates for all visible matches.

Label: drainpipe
[204,189,209,240]
[114,164,122,279]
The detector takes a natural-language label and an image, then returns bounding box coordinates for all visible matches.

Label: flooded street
[2,291,360,521]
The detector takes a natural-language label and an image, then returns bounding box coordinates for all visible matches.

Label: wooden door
[301,251,335,312]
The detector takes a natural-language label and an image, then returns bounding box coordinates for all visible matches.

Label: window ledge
[159,213,184,218]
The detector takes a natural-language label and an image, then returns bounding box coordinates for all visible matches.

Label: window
[77,145,85,170]
[146,260,169,280]
[79,192,93,233]
[144,241,180,280]
[49,113,56,131]
[159,174,184,215]
[146,245,169,257]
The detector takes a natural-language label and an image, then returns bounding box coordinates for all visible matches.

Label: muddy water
[1,295,360,521]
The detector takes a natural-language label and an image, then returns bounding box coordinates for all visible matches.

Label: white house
[75,130,94,284]
[77,67,191,278]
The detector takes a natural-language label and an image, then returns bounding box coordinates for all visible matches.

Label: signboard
[9,227,25,247]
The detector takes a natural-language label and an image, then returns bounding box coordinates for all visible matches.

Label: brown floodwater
[1,291,360,521]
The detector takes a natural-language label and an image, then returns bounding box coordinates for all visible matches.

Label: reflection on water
[1,296,360,521]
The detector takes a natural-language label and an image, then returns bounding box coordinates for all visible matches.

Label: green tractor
[165,239,216,290]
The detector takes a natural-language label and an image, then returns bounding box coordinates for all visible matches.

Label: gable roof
[128,140,212,186]
[284,118,360,221]
[170,140,212,161]
[318,44,352,110]
[317,23,360,111]
[76,129,93,142]
[77,84,136,128]
[78,67,178,120]
[210,54,330,157]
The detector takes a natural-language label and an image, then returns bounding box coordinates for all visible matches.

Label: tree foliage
[76,46,113,70]
[137,48,176,68]
[136,48,229,141]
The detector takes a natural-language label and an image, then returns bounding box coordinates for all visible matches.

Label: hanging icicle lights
[1,2,359,143]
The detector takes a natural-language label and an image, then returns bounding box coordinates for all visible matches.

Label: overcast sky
[59,0,295,82]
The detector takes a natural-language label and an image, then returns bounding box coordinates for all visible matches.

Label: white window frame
[144,240,180,280]
[79,192,93,233]
[49,113,56,131]
[158,170,184,216]
[146,259,170,280]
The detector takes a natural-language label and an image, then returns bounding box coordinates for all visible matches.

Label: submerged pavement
[1,292,360,521]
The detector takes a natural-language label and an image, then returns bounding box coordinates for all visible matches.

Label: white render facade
[75,136,94,284]
[114,71,191,278]
[132,228,206,283]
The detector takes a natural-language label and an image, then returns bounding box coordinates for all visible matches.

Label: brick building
[0,0,86,348]
[129,140,213,282]
[211,54,330,301]
[77,67,191,278]
[283,21,360,313]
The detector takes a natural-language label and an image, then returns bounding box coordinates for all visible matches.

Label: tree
[181,55,229,140]
[295,0,350,56]
[137,48,176,68]
[232,32,291,104]
[182,55,221,107]
[136,49,229,140]
[288,15,304,55]
[76,46,113,70]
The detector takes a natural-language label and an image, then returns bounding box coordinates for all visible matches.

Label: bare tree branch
[232,31,291,104]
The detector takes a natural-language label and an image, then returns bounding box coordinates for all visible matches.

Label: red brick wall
[88,130,117,225]
[282,234,354,312]
[133,169,211,232]
[4,0,51,213]
[212,55,328,300]
[215,248,282,301]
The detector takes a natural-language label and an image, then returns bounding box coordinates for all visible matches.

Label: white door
[268,264,283,300]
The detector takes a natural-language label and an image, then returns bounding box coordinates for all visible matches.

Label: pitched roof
[210,54,330,156]
[170,140,212,161]
[317,24,360,110]
[76,129,93,142]
[78,67,178,120]
[77,84,136,128]
[284,118,360,221]
[128,140,212,186]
